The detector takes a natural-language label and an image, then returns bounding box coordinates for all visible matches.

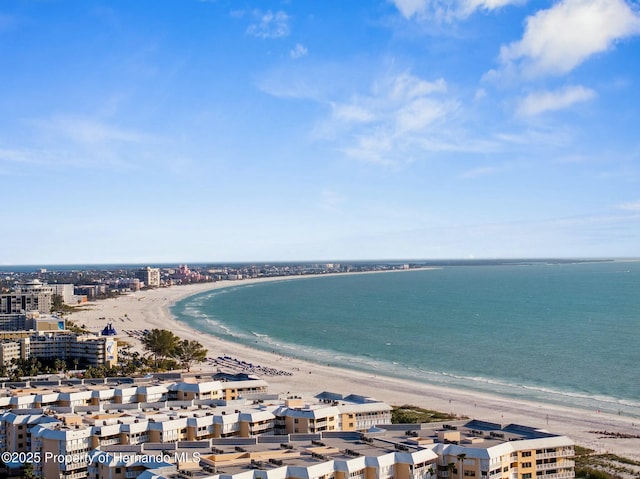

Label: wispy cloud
[497,0,640,78]
[30,115,149,145]
[389,0,525,21]
[246,10,290,39]
[617,200,640,211]
[1,115,160,170]
[0,148,34,164]
[460,165,500,178]
[290,43,308,59]
[320,73,459,164]
[516,85,597,116]
[318,190,347,213]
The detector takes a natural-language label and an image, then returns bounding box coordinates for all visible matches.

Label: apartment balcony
[100,437,121,446]
[537,451,573,460]
[537,462,574,471]
[64,471,88,479]
[130,435,149,444]
[536,471,575,479]
[61,459,88,471]
[249,423,272,432]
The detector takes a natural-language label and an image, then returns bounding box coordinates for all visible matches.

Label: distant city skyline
[1,0,639,264]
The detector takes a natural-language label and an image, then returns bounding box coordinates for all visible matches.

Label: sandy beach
[70,276,640,461]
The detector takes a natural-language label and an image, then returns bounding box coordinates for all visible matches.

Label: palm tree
[447,462,456,479]
[457,454,467,479]
[54,358,66,373]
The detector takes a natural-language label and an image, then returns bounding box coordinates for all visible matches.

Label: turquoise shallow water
[171,261,640,417]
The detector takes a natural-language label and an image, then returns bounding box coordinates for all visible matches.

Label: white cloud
[460,0,527,15]
[460,165,500,178]
[290,43,308,59]
[516,85,597,116]
[318,190,347,212]
[474,88,487,101]
[331,103,376,123]
[0,148,32,163]
[325,73,459,164]
[500,0,640,77]
[391,0,431,18]
[617,200,640,211]
[246,10,290,39]
[387,74,447,99]
[31,115,148,145]
[389,0,524,21]
[395,97,452,132]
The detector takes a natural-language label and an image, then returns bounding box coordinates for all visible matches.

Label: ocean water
[171,261,640,417]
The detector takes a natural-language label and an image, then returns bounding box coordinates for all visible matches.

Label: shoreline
[70,274,640,460]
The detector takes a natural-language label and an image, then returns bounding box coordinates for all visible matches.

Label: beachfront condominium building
[0,375,575,479]
[0,332,117,368]
[273,394,393,434]
[135,267,161,288]
[82,419,572,479]
[50,283,75,304]
[0,279,53,315]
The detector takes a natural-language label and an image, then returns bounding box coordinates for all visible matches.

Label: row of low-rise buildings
[0,374,575,479]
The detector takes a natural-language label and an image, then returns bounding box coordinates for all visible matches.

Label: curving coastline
[70,274,640,461]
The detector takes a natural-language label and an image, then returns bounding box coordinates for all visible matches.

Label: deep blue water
[171,261,640,417]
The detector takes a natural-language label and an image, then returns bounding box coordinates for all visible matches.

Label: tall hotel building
[0,280,53,315]
[135,267,161,288]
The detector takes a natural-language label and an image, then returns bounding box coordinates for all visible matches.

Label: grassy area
[391,405,461,423]
[65,320,92,334]
[574,445,640,479]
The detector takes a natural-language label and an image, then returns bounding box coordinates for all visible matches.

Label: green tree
[142,329,181,370]
[11,357,41,377]
[23,462,36,479]
[174,339,208,372]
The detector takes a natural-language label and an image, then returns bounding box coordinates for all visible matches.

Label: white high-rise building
[135,267,161,288]
[0,280,53,314]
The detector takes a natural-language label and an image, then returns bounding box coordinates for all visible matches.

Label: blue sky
[1,0,639,264]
